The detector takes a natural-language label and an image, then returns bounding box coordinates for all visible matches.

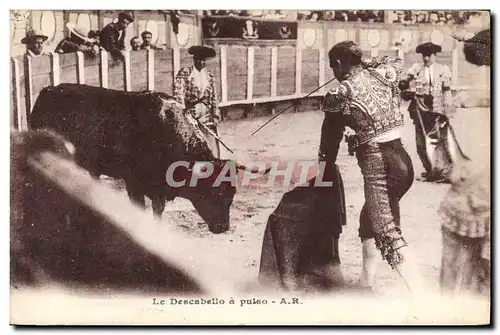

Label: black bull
[258,163,347,292]
[28,84,256,234]
[11,130,218,294]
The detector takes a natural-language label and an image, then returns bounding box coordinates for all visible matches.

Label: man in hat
[140,31,162,50]
[402,41,455,182]
[317,41,425,295]
[99,11,134,58]
[22,29,48,57]
[54,23,100,55]
[173,45,222,158]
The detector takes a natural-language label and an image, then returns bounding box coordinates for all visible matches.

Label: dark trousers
[356,139,415,267]
[414,112,438,175]
[409,96,448,177]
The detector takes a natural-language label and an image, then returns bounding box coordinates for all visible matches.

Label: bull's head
[155,94,273,233]
[168,159,269,234]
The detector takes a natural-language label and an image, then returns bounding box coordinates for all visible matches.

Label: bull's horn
[235,162,272,175]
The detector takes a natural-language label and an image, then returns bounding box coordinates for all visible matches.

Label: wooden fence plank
[220,46,228,103]
[76,51,85,84]
[23,55,34,116]
[107,54,125,91]
[295,47,302,95]
[16,55,27,130]
[253,47,271,99]
[130,50,148,92]
[147,49,155,91]
[173,48,180,76]
[51,52,60,86]
[246,47,254,101]
[100,51,109,88]
[154,49,174,95]
[301,48,319,94]
[276,46,296,96]
[11,58,22,130]
[30,54,52,76]
[60,53,78,84]
[226,47,247,101]
[271,47,278,97]
[452,48,458,88]
[124,51,132,91]
[31,71,52,103]
[83,54,101,88]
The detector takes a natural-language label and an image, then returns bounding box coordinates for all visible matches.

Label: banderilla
[251,76,338,136]
[184,99,234,154]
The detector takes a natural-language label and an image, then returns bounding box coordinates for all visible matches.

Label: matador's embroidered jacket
[322,55,405,146]
[173,65,221,125]
[405,62,452,115]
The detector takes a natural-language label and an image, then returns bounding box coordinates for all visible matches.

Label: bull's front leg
[89,171,101,180]
[151,195,166,220]
[125,180,146,209]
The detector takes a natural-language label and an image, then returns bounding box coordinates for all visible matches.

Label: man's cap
[328,40,363,61]
[416,42,442,55]
[21,28,48,44]
[188,45,216,59]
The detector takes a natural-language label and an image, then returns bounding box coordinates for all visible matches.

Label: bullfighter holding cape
[400,42,469,183]
[260,41,428,294]
[174,45,222,159]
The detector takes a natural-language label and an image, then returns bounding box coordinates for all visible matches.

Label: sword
[251,76,338,136]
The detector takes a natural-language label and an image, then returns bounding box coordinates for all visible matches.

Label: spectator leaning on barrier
[130,36,141,51]
[22,28,48,57]
[99,11,134,58]
[173,45,222,159]
[55,22,100,55]
[88,29,101,40]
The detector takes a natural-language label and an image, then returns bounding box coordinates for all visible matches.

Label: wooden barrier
[10,42,490,130]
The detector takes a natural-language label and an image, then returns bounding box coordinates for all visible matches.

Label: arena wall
[10,10,490,130]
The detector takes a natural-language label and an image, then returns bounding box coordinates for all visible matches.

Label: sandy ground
[137,104,491,296]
